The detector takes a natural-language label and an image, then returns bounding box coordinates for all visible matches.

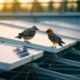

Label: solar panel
[0,43,43,71]
[0,20,80,41]
[0,20,77,53]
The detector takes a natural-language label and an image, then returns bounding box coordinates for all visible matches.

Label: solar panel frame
[0,36,77,53]
[0,43,43,71]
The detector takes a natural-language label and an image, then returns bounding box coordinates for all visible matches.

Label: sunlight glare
[20,4,32,10]
[0,4,4,11]
[0,0,5,3]
[52,0,63,2]
[6,4,13,9]
[52,3,61,9]
[5,0,14,3]
[66,3,72,9]
[40,3,49,7]
[17,0,34,3]
[73,3,77,9]
[37,0,50,2]
[40,3,49,11]
[67,0,78,1]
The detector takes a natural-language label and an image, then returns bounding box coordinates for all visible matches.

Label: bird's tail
[61,41,65,44]
[58,42,63,47]
[15,35,22,39]
[15,33,23,39]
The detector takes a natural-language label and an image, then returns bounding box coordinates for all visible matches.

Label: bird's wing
[22,28,35,36]
[48,33,61,42]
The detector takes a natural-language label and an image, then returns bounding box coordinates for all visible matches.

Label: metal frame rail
[0,37,57,53]
[25,66,80,80]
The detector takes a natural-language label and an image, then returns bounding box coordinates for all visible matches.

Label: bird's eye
[48,31,50,32]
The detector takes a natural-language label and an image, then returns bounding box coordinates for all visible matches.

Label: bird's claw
[27,41,30,43]
[54,46,56,48]
[24,41,30,43]
[51,46,56,48]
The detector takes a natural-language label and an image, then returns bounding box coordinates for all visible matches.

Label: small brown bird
[45,28,65,48]
[15,25,39,42]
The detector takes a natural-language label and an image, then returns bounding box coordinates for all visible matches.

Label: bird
[15,25,39,43]
[45,28,65,48]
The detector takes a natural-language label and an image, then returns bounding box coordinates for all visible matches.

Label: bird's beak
[37,28,39,30]
[45,31,47,33]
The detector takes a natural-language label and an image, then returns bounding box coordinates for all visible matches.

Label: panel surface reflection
[0,43,40,63]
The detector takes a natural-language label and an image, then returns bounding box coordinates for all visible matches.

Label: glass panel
[0,43,40,63]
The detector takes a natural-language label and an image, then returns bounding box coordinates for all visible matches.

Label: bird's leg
[24,39,27,42]
[54,44,56,48]
[51,44,55,48]
[26,41,30,43]
[52,43,57,48]
[26,39,30,43]
[54,43,57,48]
[24,39,30,43]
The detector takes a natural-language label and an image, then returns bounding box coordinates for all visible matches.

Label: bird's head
[45,28,54,35]
[32,25,39,31]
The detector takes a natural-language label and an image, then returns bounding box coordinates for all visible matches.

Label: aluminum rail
[48,56,80,67]
[26,66,80,80]
[0,13,80,17]
[68,50,80,55]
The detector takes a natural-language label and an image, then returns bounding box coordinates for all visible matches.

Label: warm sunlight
[6,4,13,9]
[40,3,49,7]
[37,0,50,2]
[40,3,49,11]
[0,0,5,3]
[66,3,72,9]
[52,0,63,2]
[17,0,34,3]
[0,4,4,11]
[5,0,14,3]
[67,0,78,1]
[52,3,61,9]
[20,4,32,10]
[73,3,78,9]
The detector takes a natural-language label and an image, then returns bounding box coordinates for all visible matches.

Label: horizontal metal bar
[40,65,80,71]
[1,70,80,79]
[41,67,80,71]
[26,66,80,80]
[0,13,80,17]
[0,71,59,79]
[68,50,80,55]
[48,56,80,67]
[0,37,57,53]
